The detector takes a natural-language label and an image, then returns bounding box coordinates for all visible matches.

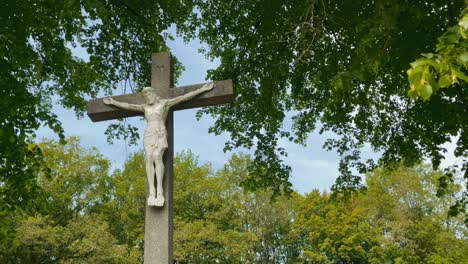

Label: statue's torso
[144,100,169,127]
[143,100,170,149]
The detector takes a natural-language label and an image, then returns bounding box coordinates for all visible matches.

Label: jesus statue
[103,83,214,207]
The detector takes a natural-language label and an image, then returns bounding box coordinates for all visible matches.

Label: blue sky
[36,34,460,194]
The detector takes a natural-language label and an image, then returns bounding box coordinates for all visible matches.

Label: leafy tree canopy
[1,0,193,213]
[191,0,468,196]
[1,0,467,217]
[408,6,468,100]
[2,139,466,263]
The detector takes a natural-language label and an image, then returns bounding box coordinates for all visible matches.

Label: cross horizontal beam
[86,80,233,122]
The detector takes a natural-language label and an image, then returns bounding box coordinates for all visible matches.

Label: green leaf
[459,52,468,64]
[453,68,468,82]
[407,67,423,84]
[458,15,468,29]
[421,53,434,59]
[407,87,418,99]
[418,84,433,100]
[438,74,452,88]
[410,59,429,68]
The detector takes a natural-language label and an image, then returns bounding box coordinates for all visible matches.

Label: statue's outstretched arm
[103,98,144,112]
[167,83,214,107]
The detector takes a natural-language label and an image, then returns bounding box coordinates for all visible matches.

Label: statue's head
[142,87,160,104]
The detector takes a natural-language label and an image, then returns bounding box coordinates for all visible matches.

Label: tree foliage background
[191,0,467,196]
[1,139,466,263]
[1,0,194,227]
[1,0,467,243]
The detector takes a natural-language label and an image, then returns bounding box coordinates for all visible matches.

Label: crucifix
[86,52,234,264]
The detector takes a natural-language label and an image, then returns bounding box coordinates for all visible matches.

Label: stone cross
[86,52,234,264]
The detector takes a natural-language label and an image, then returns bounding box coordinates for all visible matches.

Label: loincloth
[144,125,168,152]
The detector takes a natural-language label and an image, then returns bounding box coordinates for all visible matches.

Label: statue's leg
[146,159,158,206]
[154,147,166,207]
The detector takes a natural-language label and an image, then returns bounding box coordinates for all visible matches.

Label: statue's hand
[202,83,214,91]
[103,98,114,105]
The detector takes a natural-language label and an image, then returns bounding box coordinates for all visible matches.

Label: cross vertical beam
[144,52,173,264]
